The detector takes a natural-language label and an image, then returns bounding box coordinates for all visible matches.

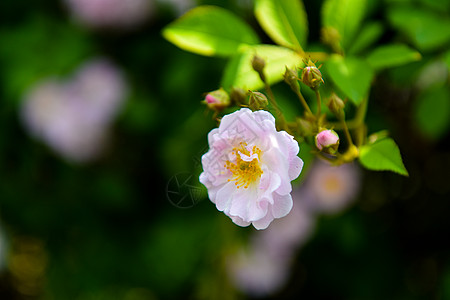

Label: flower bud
[301,60,324,90]
[230,87,246,105]
[251,55,266,74]
[248,91,268,110]
[283,66,300,92]
[327,93,345,119]
[315,129,340,154]
[204,88,230,111]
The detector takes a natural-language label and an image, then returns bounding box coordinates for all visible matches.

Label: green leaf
[325,55,374,105]
[221,45,303,90]
[254,0,308,51]
[387,6,450,52]
[162,6,260,57]
[359,138,409,176]
[366,44,421,70]
[348,22,384,55]
[443,50,450,73]
[0,17,92,101]
[414,86,450,140]
[322,0,367,50]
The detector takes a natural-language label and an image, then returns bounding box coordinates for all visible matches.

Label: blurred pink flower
[227,199,315,297]
[227,246,290,297]
[65,0,154,30]
[253,198,315,258]
[303,160,361,214]
[200,108,303,230]
[21,59,127,163]
[67,59,127,125]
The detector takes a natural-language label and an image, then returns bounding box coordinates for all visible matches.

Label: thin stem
[328,97,369,129]
[294,89,313,116]
[315,90,322,117]
[341,119,354,147]
[355,97,368,126]
[264,81,288,131]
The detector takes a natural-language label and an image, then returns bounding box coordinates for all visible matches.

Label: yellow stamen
[224,142,263,189]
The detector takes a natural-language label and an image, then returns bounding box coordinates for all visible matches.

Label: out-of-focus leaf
[221,45,303,90]
[418,0,450,13]
[366,44,421,70]
[254,0,308,51]
[325,55,374,105]
[443,50,450,72]
[414,86,450,140]
[322,0,367,50]
[162,6,260,57]
[359,138,409,176]
[348,22,384,55]
[0,17,92,101]
[387,6,450,52]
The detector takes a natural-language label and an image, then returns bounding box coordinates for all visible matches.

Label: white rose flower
[200,108,303,229]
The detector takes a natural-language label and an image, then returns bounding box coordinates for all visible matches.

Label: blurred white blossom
[21,59,127,163]
[227,246,290,298]
[227,199,315,297]
[415,60,448,91]
[65,0,154,30]
[303,160,361,214]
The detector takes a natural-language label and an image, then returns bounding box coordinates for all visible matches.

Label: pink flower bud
[301,60,324,90]
[315,129,339,154]
[204,88,230,111]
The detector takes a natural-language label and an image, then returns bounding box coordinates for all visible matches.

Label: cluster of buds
[301,59,324,90]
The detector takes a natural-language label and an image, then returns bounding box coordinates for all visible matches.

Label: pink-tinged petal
[283,131,300,157]
[215,182,236,212]
[288,155,303,181]
[199,172,211,188]
[207,128,219,148]
[252,109,276,125]
[230,187,267,222]
[271,193,293,218]
[239,151,259,162]
[230,215,251,227]
[252,210,275,230]
[258,170,281,196]
[263,148,291,195]
[200,152,230,187]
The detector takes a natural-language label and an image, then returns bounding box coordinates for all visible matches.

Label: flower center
[324,175,341,193]
[225,142,263,189]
